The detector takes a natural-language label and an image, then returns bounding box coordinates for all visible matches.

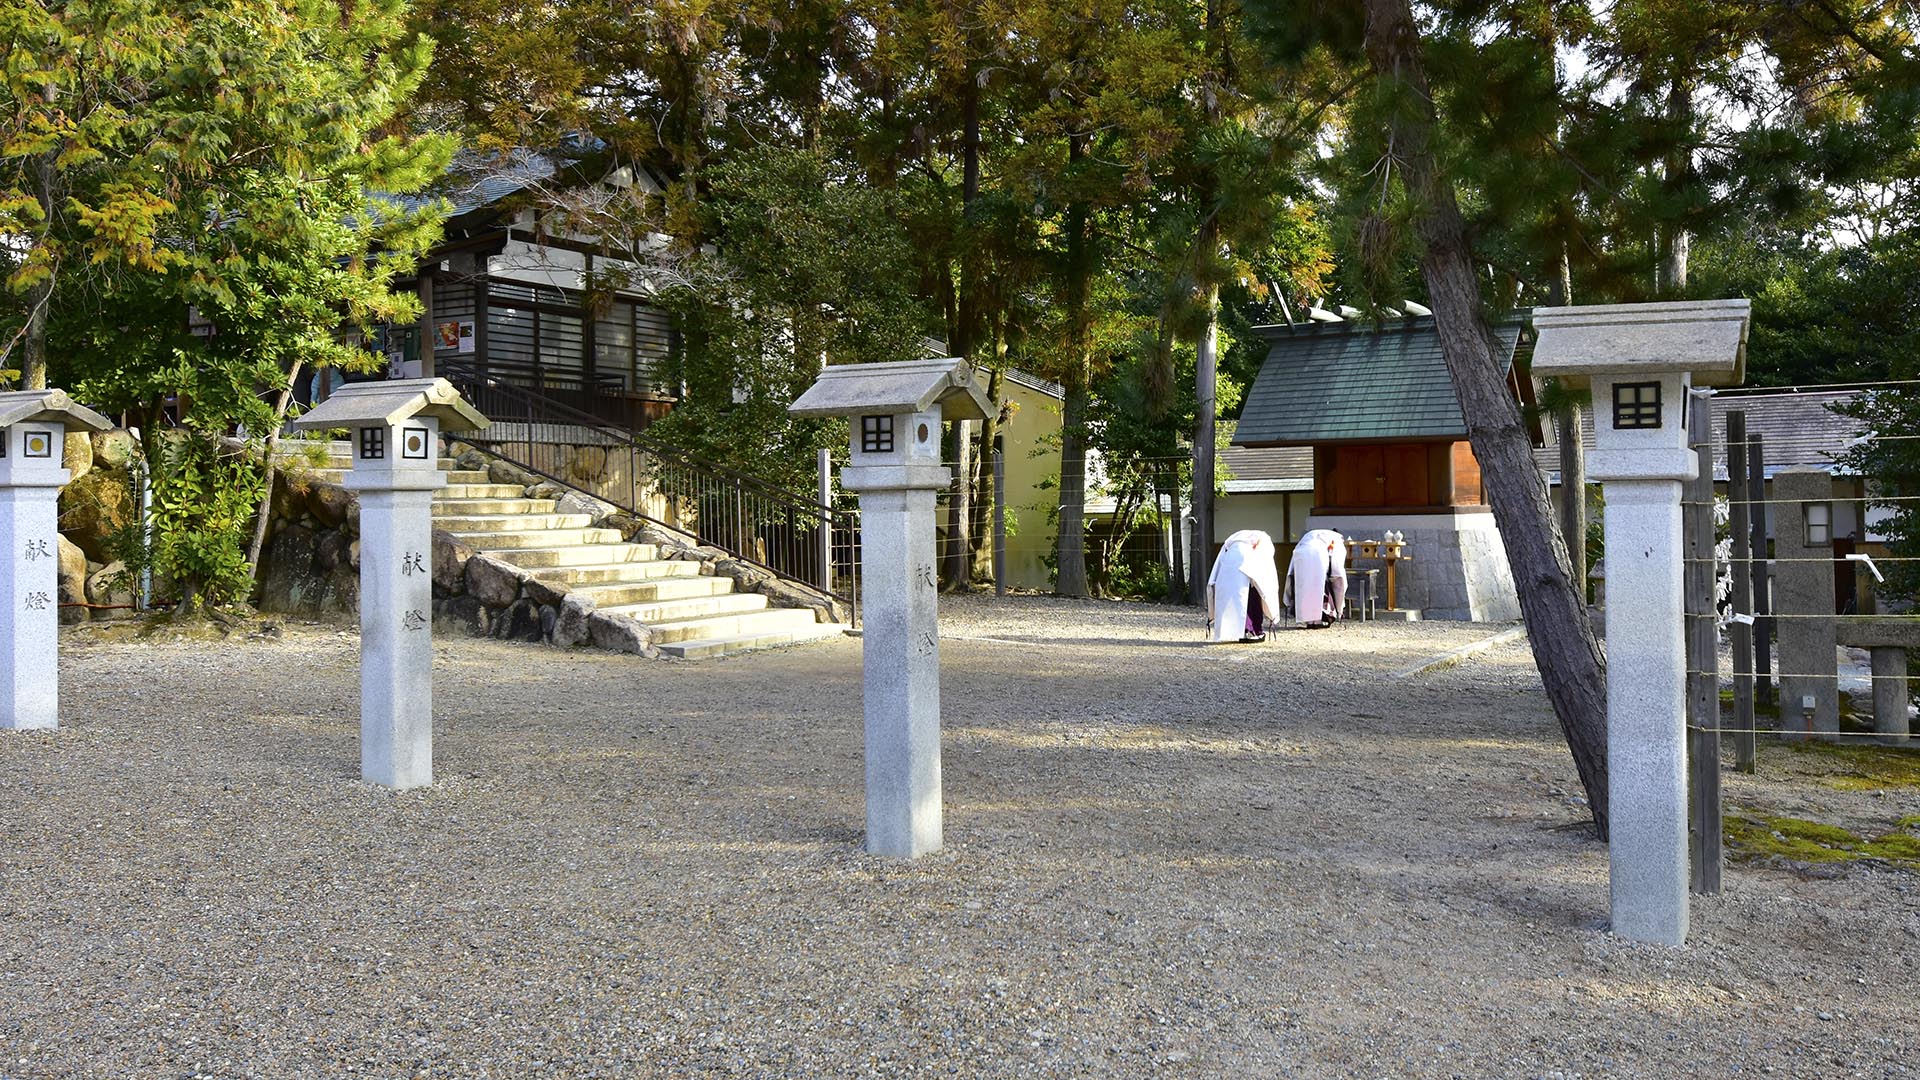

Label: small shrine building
[1232,314,1542,621]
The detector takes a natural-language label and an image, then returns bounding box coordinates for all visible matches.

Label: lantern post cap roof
[285,377,489,433]
[1530,299,1749,388]
[0,389,112,432]
[788,357,991,423]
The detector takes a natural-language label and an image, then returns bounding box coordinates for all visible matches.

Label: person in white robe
[1206,530,1282,642]
[1284,529,1349,627]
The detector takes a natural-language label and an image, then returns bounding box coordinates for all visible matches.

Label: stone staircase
[286,441,842,659]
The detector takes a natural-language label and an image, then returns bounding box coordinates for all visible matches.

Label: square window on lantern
[22,430,52,459]
[0,430,9,458]
[1805,502,1831,546]
[1612,381,1663,430]
[402,426,430,460]
[861,414,895,454]
[359,426,386,460]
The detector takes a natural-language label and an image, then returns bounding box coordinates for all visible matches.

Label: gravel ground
[3,594,1917,1079]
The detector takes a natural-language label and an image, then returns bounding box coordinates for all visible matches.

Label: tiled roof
[1004,367,1065,400]
[1233,316,1524,446]
[1535,389,1865,483]
[1218,422,1311,492]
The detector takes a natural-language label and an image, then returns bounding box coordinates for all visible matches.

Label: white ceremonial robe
[1206,530,1282,642]
[1284,529,1349,624]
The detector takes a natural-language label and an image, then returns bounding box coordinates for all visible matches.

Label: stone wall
[1302,512,1522,621]
[53,429,142,624]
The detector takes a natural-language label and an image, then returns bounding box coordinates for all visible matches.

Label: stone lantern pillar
[789,358,991,857]
[0,391,111,732]
[1532,300,1750,946]
[287,379,488,788]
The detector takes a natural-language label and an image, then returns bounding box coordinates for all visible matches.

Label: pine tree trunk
[22,153,56,391]
[1362,0,1610,837]
[1188,289,1219,603]
[246,362,304,588]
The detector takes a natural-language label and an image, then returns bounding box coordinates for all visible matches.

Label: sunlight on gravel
[2,595,1914,1078]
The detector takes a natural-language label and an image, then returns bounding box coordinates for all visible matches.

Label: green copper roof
[1232,316,1523,446]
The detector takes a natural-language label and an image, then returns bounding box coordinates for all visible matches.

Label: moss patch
[1725,811,1920,870]
[1789,740,1920,791]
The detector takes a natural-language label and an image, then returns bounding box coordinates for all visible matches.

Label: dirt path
[2,595,1914,1078]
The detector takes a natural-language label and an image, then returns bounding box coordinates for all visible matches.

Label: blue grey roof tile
[1232,317,1522,446]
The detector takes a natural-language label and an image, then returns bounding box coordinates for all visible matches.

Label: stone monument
[789,358,991,857]
[1772,468,1839,740]
[287,379,487,788]
[1532,299,1750,946]
[0,390,111,731]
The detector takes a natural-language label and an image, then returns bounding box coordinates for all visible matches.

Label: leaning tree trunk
[1362,0,1610,837]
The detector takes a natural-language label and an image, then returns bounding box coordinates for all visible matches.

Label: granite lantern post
[789,358,991,858]
[1532,300,1750,947]
[287,379,487,788]
[0,391,111,732]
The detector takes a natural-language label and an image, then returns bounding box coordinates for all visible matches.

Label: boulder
[554,489,618,525]
[713,558,775,591]
[758,578,845,624]
[553,591,596,647]
[524,574,570,609]
[491,597,544,642]
[632,521,702,556]
[454,448,491,471]
[528,480,567,501]
[588,611,658,657]
[316,530,352,572]
[309,482,354,529]
[258,523,353,617]
[434,593,487,636]
[85,560,133,608]
[58,469,135,563]
[464,554,528,609]
[565,445,609,484]
[62,431,93,483]
[431,529,474,594]
[488,460,537,487]
[91,429,137,470]
[56,534,88,625]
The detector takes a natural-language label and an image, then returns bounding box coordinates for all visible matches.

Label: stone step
[434,512,594,533]
[536,567,730,594]
[444,526,623,550]
[488,545,684,571]
[443,469,492,484]
[431,498,561,516]
[656,622,844,660]
[646,606,820,645]
[438,483,528,500]
[600,591,769,624]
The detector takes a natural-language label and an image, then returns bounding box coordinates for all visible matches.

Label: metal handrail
[439,359,859,620]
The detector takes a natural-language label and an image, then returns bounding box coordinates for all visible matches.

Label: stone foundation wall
[1303,512,1521,622]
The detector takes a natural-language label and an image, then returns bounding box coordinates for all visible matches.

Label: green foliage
[645,146,937,488]
[107,433,265,610]
[4,0,451,608]
[1835,389,1920,604]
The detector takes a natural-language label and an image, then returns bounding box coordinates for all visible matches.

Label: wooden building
[343,150,681,431]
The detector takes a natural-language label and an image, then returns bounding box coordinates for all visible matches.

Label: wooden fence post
[1727,412,1757,772]
[1750,432,1774,708]
[1685,394,1723,895]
